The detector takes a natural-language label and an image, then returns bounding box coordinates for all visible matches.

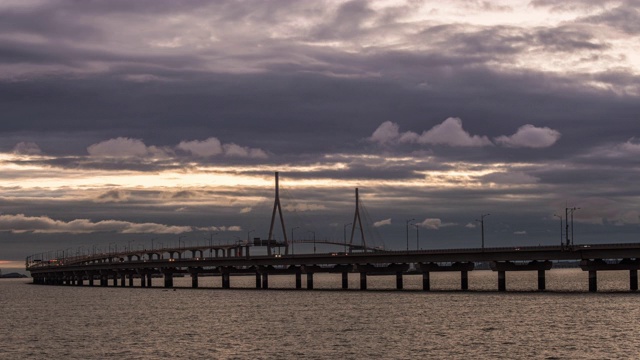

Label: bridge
[24,172,640,292]
[26,242,640,292]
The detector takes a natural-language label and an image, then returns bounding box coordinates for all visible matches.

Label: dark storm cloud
[2,0,640,264]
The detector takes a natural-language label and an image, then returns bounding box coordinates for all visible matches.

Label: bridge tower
[349,188,367,252]
[267,172,288,255]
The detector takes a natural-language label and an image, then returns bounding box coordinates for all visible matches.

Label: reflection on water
[1,269,639,359]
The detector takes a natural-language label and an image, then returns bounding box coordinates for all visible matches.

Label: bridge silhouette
[26,172,640,292]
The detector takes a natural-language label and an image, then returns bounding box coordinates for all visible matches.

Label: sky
[1,0,640,271]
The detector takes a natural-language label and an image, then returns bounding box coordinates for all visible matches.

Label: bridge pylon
[267,172,288,255]
[349,188,366,253]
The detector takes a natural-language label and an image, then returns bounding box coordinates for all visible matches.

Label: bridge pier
[120,273,126,287]
[295,272,302,289]
[140,274,146,287]
[342,272,349,289]
[498,271,506,292]
[192,273,198,288]
[147,273,153,287]
[630,269,638,291]
[222,273,230,289]
[422,272,430,291]
[306,273,314,290]
[589,270,597,292]
[396,271,403,290]
[262,273,269,289]
[89,275,94,286]
[538,270,546,291]
[128,274,134,287]
[461,271,469,290]
[164,272,173,288]
[112,275,117,287]
[491,261,552,291]
[360,272,367,290]
[255,273,262,289]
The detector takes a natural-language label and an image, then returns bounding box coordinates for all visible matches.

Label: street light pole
[247,230,255,244]
[565,207,579,247]
[476,214,490,251]
[415,224,420,250]
[308,231,316,254]
[406,218,415,251]
[554,214,562,247]
[291,227,299,255]
[343,223,352,253]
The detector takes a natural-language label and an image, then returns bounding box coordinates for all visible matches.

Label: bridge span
[26,242,640,292]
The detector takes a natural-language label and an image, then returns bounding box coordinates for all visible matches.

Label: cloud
[370,118,492,147]
[222,143,268,159]
[239,207,252,214]
[13,142,42,155]
[177,137,223,157]
[494,124,561,148]
[197,225,243,232]
[417,218,456,230]
[95,190,129,203]
[178,138,268,159]
[619,138,640,154]
[369,121,400,145]
[481,171,539,185]
[283,203,327,212]
[514,230,527,235]
[465,222,477,229]
[407,118,493,147]
[88,137,153,157]
[373,218,392,227]
[0,214,192,234]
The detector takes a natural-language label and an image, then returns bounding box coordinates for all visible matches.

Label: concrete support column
[396,271,403,290]
[538,270,546,291]
[589,270,597,292]
[147,273,153,287]
[630,269,638,292]
[498,271,506,292]
[140,275,146,287]
[101,276,108,287]
[112,276,117,287]
[222,273,230,289]
[164,272,173,288]
[461,271,469,290]
[120,274,126,287]
[262,273,269,289]
[306,272,314,290]
[422,272,430,291]
[295,272,302,289]
[341,272,349,290]
[128,274,134,287]
[76,276,83,286]
[360,272,367,290]
[89,276,94,286]
[255,273,262,289]
[192,273,199,288]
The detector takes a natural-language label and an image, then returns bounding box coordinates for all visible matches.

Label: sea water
[1,269,638,359]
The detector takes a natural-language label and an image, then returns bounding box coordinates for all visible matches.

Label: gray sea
[1,268,639,359]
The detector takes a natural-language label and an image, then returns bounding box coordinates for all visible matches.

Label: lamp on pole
[415,223,420,250]
[308,230,316,254]
[343,223,352,253]
[178,235,186,249]
[247,230,255,244]
[564,207,580,247]
[291,227,299,255]
[553,214,562,247]
[571,207,580,246]
[476,214,490,251]
[406,218,415,251]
